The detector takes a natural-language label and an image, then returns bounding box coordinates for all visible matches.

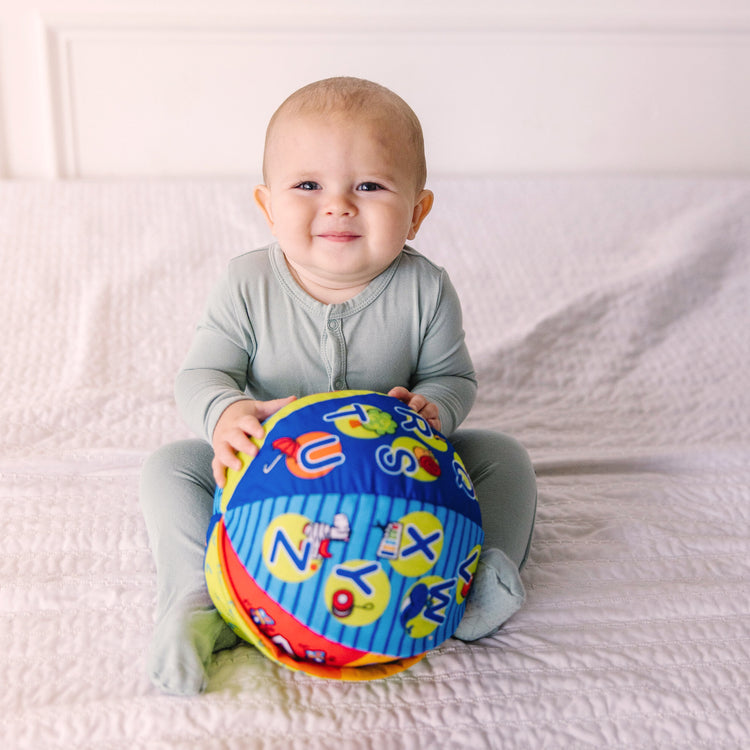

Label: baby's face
[255,111,433,303]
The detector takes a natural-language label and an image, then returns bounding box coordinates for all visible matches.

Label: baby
[140,77,537,695]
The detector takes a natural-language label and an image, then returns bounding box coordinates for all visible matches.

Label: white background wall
[1,0,750,178]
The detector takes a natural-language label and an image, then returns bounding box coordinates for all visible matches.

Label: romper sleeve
[410,269,477,436]
[174,267,257,444]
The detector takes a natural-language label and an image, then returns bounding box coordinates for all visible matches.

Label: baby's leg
[448,430,537,640]
[139,439,237,695]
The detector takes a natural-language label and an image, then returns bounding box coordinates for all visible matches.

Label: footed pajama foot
[147,604,239,696]
[454,547,525,641]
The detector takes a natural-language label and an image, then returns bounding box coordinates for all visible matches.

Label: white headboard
[2,1,750,178]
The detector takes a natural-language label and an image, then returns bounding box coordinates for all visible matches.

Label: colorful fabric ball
[204,390,483,680]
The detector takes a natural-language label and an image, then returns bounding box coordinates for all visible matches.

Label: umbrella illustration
[272,436,301,460]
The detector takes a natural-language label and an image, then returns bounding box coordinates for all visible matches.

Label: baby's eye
[295,181,320,191]
[356,182,384,192]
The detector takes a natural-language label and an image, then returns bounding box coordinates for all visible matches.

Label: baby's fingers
[389,387,442,432]
[254,395,297,423]
[235,415,266,443]
[388,386,412,404]
[211,446,240,488]
[212,432,259,487]
[419,402,442,432]
[389,386,429,416]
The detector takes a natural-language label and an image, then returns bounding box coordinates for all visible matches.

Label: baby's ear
[407,190,434,240]
[254,185,275,230]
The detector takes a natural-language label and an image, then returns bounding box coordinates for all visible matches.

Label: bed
[1,177,748,749]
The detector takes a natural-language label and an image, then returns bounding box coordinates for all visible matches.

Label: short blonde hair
[262,77,427,190]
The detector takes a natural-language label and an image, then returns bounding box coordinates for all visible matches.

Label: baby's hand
[388,387,442,433]
[212,396,296,487]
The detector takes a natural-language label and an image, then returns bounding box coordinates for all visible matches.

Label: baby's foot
[453,547,525,641]
[147,604,237,696]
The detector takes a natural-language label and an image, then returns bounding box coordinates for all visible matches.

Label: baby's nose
[325,193,357,216]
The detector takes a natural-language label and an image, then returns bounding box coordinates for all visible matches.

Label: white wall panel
[2,4,749,177]
[0,35,7,177]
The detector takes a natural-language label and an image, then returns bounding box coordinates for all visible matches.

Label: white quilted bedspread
[1,178,749,749]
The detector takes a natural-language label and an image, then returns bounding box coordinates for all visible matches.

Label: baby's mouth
[316,231,361,243]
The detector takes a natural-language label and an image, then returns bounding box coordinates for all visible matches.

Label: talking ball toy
[204,390,483,680]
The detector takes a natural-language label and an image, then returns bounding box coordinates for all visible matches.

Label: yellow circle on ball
[390,511,444,578]
[262,513,321,583]
[400,576,452,639]
[324,402,398,440]
[455,544,482,604]
[324,560,390,627]
[375,437,442,483]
